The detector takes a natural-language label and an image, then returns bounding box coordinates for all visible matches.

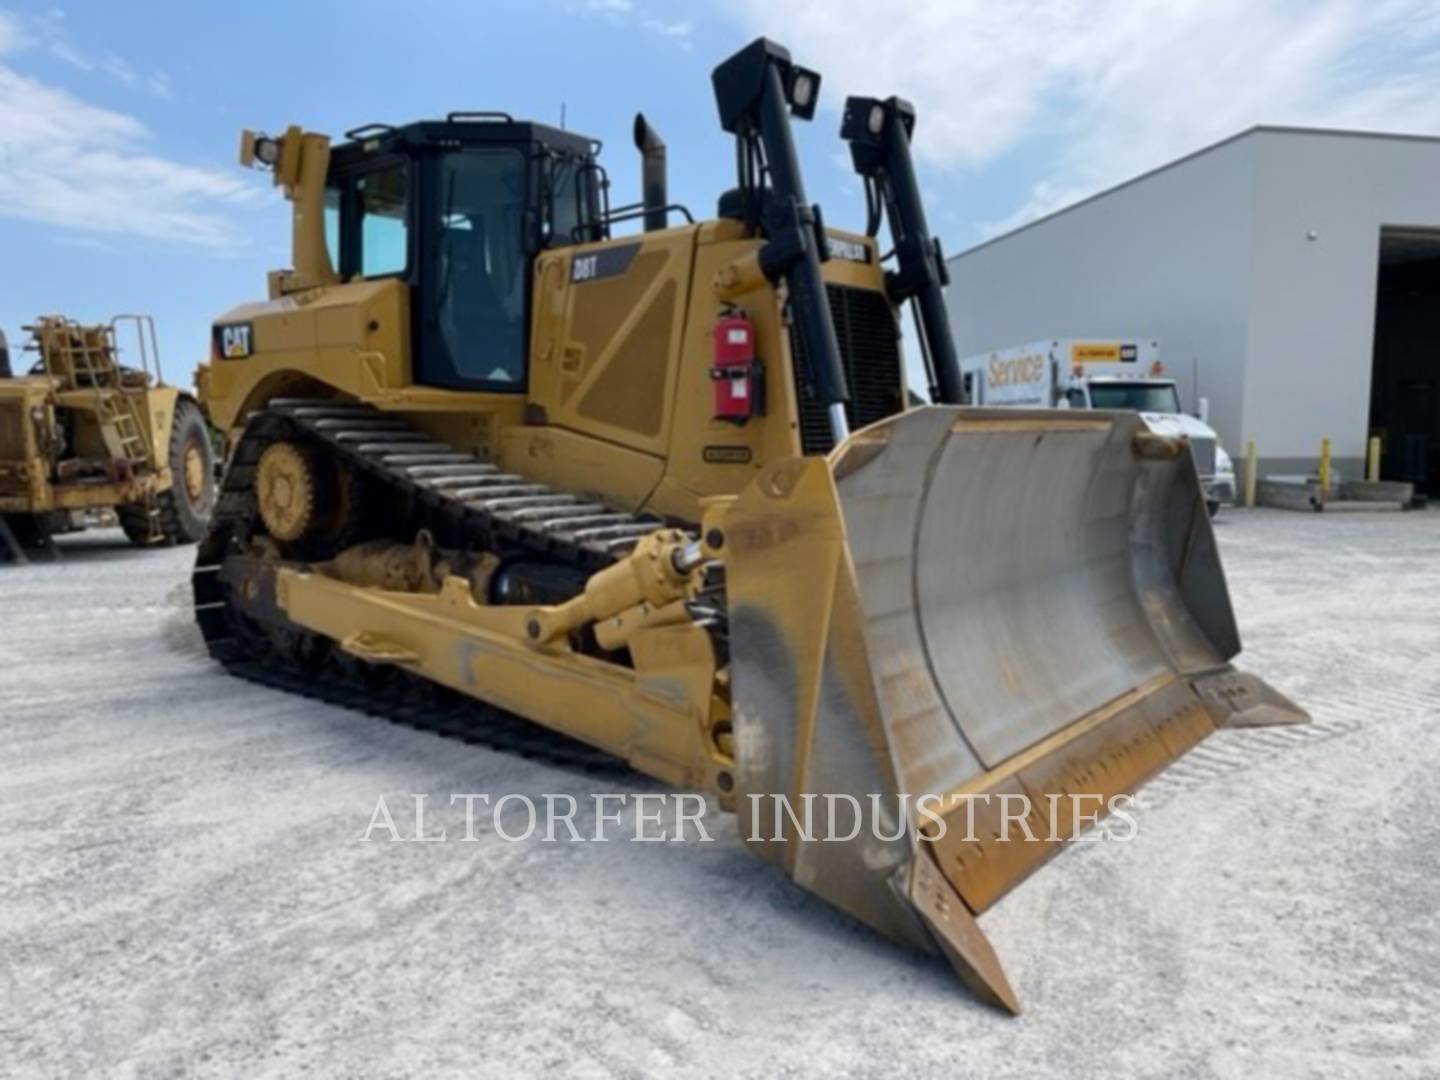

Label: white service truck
[960,338,1236,514]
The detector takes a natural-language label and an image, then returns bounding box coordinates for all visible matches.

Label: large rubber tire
[117,506,158,546]
[164,398,217,542]
[119,398,216,547]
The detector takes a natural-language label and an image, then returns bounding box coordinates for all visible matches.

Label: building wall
[945,136,1259,454]
[1246,132,1440,473]
[946,127,1440,476]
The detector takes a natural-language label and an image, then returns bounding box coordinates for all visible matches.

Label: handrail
[343,122,398,141]
[571,202,694,241]
[110,314,164,385]
[446,111,516,123]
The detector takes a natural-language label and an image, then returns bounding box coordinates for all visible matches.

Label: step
[403,463,500,479]
[379,453,473,466]
[358,441,454,455]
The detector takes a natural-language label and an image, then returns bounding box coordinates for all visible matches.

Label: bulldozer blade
[721,406,1306,1011]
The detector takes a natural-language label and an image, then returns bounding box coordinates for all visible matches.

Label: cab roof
[1084,374,1175,384]
[331,115,597,168]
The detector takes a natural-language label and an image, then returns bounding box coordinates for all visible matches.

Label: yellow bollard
[1319,436,1332,505]
[1244,438,1258,508]
[1367,435,1381,483]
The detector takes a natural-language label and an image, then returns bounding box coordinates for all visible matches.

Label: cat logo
[215,322,253,360]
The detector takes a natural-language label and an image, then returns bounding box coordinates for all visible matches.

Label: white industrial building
[944,126,1440,489]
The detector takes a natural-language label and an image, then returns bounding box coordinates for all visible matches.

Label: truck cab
[1068,375,1236,514]
[960,338,1236,515]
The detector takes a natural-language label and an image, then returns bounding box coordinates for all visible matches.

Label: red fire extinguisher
[711,308,764,423]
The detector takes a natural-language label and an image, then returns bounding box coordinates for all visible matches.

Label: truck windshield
[1088,383,1181,413]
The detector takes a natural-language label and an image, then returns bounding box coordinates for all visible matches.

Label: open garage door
[1372,228,1440,493]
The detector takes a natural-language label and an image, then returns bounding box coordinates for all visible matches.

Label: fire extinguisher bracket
[712,311,764,422]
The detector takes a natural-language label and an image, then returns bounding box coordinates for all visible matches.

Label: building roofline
[950,124,1440,260]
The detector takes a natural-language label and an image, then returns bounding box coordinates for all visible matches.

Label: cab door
[414,149,532,392]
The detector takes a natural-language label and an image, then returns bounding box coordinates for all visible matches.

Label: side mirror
[1196,396,1210,424]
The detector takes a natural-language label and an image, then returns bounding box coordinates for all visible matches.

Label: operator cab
[322,115,603,393]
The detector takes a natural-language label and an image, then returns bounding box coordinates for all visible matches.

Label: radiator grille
[1189,434,1217,478]
[0,402,29,461]
[789,285,906,455]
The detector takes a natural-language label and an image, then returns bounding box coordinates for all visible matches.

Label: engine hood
[1139,411,1219,443]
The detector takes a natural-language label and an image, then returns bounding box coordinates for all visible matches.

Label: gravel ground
[2,510,1438,1079]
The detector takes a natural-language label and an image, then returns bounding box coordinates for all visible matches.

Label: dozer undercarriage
[192,38,1305,1011]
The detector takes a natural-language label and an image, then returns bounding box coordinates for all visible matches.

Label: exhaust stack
[633,113,668,232]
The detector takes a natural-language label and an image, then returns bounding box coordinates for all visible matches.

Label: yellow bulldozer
[0,315,215,562]
[191,38,1305,1011]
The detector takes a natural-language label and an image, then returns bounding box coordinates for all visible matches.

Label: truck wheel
[165,399,216,541]
[118,399,216,547]
[1206,499,1221,518]
[117,510,157,546]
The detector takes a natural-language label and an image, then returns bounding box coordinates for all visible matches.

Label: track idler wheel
[256,441,351,549]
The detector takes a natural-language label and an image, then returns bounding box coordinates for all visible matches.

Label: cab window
[543,154,587,248]
[358,163,408,277]
[323,187,341,269]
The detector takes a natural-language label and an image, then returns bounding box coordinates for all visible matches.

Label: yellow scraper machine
[0,315,214,560]
[191,38,1305,1011]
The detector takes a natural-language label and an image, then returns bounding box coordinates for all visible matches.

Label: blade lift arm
[712,39,852,444]
[840,96,965,405]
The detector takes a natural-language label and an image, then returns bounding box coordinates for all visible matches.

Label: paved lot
[2,510,1438,1079]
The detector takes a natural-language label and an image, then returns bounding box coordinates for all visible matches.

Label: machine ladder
[24,317,154,466]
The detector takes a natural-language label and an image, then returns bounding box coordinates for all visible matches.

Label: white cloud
[730,0,1440,238]
[51,233,126,254]
[46,38,89,71]
[973,180,1090,240]
[4,7,174,99]
[0,19,266,250]
[146,70,173,101]
[574,0,693,48]
[642,17,694,49]
[97,51,138,87]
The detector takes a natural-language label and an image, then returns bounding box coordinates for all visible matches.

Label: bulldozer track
[190,398,688,777]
